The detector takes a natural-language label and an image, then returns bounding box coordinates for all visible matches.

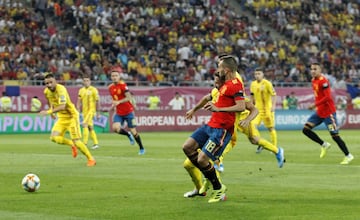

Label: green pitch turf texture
[0,130,359,220]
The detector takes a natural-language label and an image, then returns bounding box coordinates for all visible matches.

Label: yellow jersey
[78,86,99,114]
[238,97,251,121]
[147,96,160,110]
[31,98,42,112]
[0,96,12,108]
[352,97,360,109]
[44,84,78,118]
[250,79,276,113]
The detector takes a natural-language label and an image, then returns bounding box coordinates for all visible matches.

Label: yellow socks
[183,159,203,190]
[83,127,89,145]
[258,138,278,154]
[270,129,277,147]
[90,129,99,145]
[74,140,93,160]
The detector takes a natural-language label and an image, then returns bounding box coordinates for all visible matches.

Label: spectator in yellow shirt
[31,96,42,112]
[91,29,103,46]
[146,90,161,110]
[0,91,12,112]
[352,93,360,109]
[127,57,139,79]
[90,48,101,64]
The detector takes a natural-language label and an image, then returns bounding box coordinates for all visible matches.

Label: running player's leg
[126,113,145,154]
[69,117,96,166]
[183,158,205,197]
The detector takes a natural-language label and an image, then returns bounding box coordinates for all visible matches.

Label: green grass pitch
[0,130,359,220]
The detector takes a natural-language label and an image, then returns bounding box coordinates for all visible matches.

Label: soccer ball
[21,173,40,192]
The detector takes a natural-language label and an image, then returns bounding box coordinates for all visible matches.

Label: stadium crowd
[245,0,360,88]
[0,0,359,88]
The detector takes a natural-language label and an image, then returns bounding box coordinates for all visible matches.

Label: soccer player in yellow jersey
[236,98,285,168]
[250,68,278,153]
[77,75,101,150]
[39,73,96,167]
[218,97,285,170]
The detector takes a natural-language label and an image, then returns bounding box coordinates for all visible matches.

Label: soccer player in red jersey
[182,56,246,203]
[108,70,145,155]
[302,62,354,164]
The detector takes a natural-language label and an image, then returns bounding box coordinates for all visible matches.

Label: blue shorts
[191,124,232,161]
[113,112,137,128]
[307,112,339,135]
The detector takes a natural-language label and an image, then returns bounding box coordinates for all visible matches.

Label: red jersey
[208,77,245,132]
[312,74,336,118]
[108,81,134,116]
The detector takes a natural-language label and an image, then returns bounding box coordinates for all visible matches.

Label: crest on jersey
[60,95,66,103]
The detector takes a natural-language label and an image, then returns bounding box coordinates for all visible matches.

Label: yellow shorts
[52,117,82,139]
[238,121,261,138]
[83,112,95,126]
[252,111,275,128]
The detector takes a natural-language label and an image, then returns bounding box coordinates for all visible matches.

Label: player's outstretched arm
[205,99,246,112]
[185,94,211,119]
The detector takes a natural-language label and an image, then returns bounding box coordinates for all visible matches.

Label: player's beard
[219,70,226,81]
[48,86,56,92]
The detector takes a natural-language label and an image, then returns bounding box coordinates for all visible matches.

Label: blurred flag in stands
[346,84,360,99]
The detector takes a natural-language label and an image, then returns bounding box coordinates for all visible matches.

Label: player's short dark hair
[255,67,263,72]
[82,74,91,79]
[110,69,120,74]
[311,62,321,66]
[218,54,229,60]
[220,56,237,72]
[44,73,55,79]
[219,54,237,62]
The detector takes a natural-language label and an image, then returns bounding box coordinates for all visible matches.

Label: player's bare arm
[239,101,259,128]
[112,91,132,107]
[308,103,316,110]
[271,95,276,112]
[204,99,245,112]
[76,98,81,111]
[96,100,101,118]
[250,93,256,105]
[39,104,66,116]
[185,94,211,120]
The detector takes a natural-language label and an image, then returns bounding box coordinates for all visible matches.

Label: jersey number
[205,140,217,152]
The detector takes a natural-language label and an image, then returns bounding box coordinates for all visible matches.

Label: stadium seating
[0,0,359,88]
